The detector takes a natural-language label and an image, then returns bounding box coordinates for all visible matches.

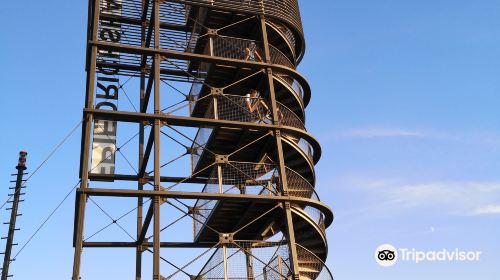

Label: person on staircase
[244,42,263,62]
[245,89,284,124]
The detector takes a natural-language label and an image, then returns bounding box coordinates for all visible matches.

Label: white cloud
[344,179,500,216]
[323,126,500,147]
[472,205,500,215]
[345,127,425,138]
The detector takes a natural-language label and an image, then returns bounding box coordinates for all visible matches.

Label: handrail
[285,167,319,200]
[268,43,296,69]
[213,35,296,69]
[266,20,297,59]
[282,134,315,168]
[296,244,334,279]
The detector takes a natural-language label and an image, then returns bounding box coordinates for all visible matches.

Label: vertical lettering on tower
[91,0,122,179]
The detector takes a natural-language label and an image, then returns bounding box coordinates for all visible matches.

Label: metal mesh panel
[196,240,292,280]
[216,94,305,130]
[217,94,269,124]
[277,102,305,130]
[191,92,307,171]
[302,206,326,233]
[282,134,314,163]
[191,103,215,171]
[191,126,213,171]
[117,0,189,22]
[274,73,305,102]
[267,21,297,54]
[296,245,333,280]
[212,36,295,69]
[285,167,325,233]
[192,162,327,239]
[296,138,314,163]
[178,0,304,36]
[213,36,256,61]
[238,241,291,280]
[197,247,226,279]
[268,45,295,69]
[189,47,211,114]
[192,161,279,238]
[193,167,219,238]
[285,168,317,200]
[222,162,280,196]
[96,0,195,79]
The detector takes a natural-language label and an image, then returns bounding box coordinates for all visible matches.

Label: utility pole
[1,151,28,280]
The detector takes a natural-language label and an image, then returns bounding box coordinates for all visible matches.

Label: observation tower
[73,0,333,279]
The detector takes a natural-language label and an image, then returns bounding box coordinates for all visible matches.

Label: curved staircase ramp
[183,1,333,279]
[191,161,331,279]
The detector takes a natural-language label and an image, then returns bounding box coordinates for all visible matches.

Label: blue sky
[1,0,499,279]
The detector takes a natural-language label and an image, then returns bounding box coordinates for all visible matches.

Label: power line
[0,119,83,212]
[9,126,141,263]
[10,179,80,262]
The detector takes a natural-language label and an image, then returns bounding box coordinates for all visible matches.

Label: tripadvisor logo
[375,244,398,267]
[375,244,482,267]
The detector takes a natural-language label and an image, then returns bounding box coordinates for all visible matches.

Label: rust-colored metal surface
[73,1,332,279]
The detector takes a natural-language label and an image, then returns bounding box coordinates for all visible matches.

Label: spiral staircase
[75,0,333,279]
[184,2,334,279]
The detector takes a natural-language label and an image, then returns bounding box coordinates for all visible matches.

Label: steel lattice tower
[73,1,333,279]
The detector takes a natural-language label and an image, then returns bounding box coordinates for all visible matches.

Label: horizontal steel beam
[89,173,208,184]
[83,241,217,248]
[76,187,333,227]
[82,240,283,248]
[86,108,321,164]
[89,40,311,105]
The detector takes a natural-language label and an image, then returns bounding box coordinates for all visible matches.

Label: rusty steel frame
[73,1,332,279]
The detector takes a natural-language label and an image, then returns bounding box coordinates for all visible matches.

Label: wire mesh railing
[192,162,281,238]
[191,102,215,172]
[192,167,219,239]
[190,93,307,171]
[95,0,199,80]
[285,167,325,233]
[268,44,295,69]
[302,206,326,233]
[296,244,334,280]
[274,73,305,103]
[195,240,292,280]
[262,254,291,280]
[192,162,324,238]
[97,1,192,50]
[282,134,314,164]
[191,241,332,280]
[180,0,304,37]
[297,138,314,163]
[285,168,318,201]
[216,94,305,130]
[212,35,295,69]
[267,20,297,57]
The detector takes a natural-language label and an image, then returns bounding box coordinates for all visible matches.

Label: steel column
[136,0,149,278]
[72,0,100,278]
[152,0,161,278]
[260,16,301,279]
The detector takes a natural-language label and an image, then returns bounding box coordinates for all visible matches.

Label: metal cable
[84,198,152,242]
[0,119,83,211]
[9,127,142,263]
[88,197,136,241]
[10,179,80,262]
